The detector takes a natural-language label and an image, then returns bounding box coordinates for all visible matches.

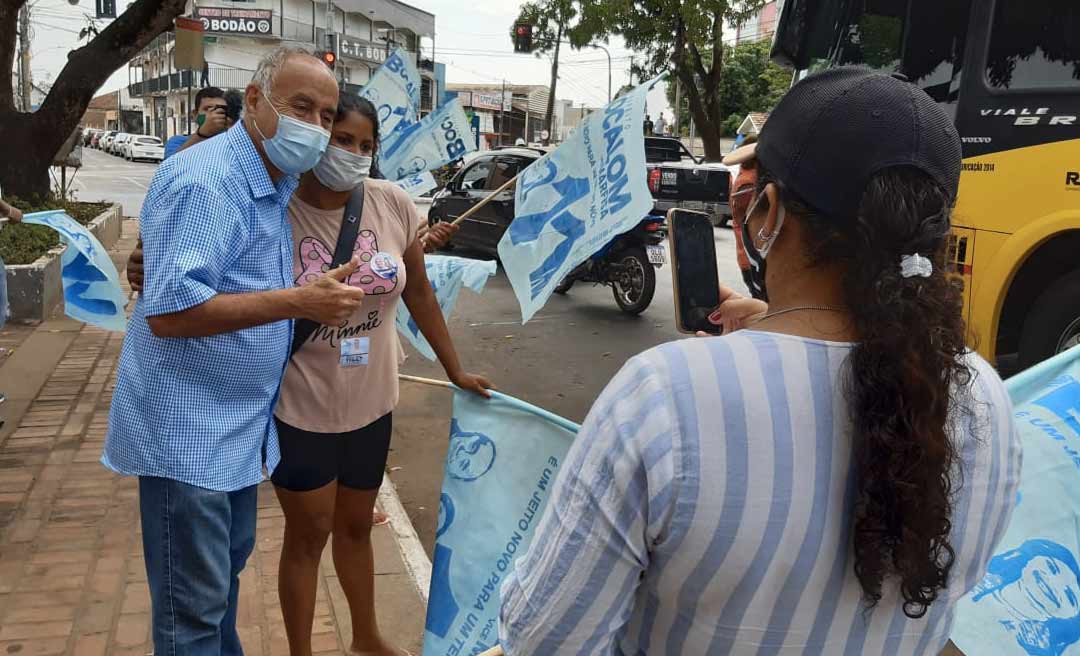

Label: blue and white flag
[394,171,438,197]
[952,346,1080,656]
[359,47,421,163]
[423,389,579,656]
[24,210,126,331]
[497,78,659,322]
[381,98,475,183]
[396,255,497,360]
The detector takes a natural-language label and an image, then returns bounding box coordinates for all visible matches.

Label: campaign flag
[359,47,421,163]
[396,255,497,360]
[951,345,1080,656]
[497,78,659,322]
[423,389,579,656]
[24,210,127,331]
[394,171,438,197]
[380,98,475,183]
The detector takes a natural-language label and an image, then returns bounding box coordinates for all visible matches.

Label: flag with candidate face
[395,255,497,360]
[952,346,1080,655]
[24,210,127,331]
[360,47,421,163]
[497,77,660,322]
[380,98,476,183]
[423,389,579,656]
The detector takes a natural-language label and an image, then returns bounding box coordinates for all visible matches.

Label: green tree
[576,0,765,161]
[666,38,790,137]
[513,0,583,146]
[0,0,188,198]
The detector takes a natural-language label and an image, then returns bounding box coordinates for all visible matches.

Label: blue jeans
[138,477,257,656]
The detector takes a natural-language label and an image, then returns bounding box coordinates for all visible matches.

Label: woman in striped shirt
[498,67,1022,655]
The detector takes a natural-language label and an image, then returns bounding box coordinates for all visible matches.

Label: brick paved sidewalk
[0,220,426,655]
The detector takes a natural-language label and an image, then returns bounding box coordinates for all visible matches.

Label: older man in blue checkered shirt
[104,46,365,655]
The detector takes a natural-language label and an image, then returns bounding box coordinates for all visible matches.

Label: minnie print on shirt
[296,229,399,295]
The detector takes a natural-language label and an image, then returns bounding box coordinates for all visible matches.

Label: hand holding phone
[668,209,722,334]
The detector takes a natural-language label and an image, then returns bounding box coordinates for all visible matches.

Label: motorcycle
[553,215,667,315]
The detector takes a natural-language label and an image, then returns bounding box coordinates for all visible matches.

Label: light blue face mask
[252,94,330,176]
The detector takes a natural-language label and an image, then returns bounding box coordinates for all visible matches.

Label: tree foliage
[0,0,187,197]
[666,39,790,136]
[575,0,767,160]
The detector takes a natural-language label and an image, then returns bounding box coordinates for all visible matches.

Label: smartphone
[668,208,722,334]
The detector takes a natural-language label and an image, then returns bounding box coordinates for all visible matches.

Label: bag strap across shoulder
[290,183,366,358]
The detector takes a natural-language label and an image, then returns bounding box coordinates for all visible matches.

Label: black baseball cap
[755,66,961,221]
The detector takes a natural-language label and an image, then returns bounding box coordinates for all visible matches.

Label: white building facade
[128,0,436,141]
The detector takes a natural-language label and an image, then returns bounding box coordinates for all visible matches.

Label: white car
[110,133,132,156]
[124,135,164,162]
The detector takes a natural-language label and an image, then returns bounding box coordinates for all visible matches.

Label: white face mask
[312,145,373,192]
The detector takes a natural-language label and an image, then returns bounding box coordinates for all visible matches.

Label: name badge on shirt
[340,337,370,367]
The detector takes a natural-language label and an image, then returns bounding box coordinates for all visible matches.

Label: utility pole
[18,4,32,112]
[673,78,682,140]
[499,79,506,147]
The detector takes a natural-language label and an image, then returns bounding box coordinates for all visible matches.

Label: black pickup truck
[645,136,732,227]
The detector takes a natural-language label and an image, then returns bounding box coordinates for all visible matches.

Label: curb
[378,472,432,603]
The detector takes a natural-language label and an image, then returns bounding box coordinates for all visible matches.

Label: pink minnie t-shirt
[275,178,419,434]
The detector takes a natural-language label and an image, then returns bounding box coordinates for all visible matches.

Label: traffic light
[316,50,337,70]
[513,23,533,53]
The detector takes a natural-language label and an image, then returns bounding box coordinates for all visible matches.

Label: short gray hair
[250,45,321,96]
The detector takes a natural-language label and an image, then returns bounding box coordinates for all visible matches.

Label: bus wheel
[1018,269,1080,371]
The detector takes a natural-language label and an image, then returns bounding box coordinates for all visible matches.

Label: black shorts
[271,413,393,492]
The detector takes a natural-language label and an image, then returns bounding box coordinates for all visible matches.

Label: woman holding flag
[269,92,492,656]
[498,68,1021,654]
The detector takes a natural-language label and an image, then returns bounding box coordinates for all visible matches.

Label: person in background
[163,86,228,159]
[271,92,491,656]
[724,133,760,297]
[643,113,654,136]
[655,112,667,136]
[499,67,1021,654]
[224,88,244,129]
[104,46,348,655]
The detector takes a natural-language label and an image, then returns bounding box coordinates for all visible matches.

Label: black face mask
[739,193,785,303]
[741,217,768,302]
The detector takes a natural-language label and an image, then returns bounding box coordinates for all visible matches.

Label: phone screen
[668,209,721,334]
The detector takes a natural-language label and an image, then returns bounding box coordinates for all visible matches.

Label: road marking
[377,472,432,602]
[124,177,148,190]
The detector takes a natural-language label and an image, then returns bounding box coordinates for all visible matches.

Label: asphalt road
[70,147,159,216]
[395,204,746,553]
[76,152,747,554]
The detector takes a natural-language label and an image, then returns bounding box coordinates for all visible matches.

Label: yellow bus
[772,0,1080,375]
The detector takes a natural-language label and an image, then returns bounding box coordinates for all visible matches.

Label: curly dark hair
[755,163,974,618]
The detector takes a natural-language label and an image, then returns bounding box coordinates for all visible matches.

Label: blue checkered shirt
[104,124,298,492]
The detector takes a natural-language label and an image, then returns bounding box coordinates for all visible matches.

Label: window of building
[985,0,1080,90]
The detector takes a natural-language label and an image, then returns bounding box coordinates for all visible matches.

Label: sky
[24,0,674,118]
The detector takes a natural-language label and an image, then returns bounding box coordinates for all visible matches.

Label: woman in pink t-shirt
[273,92,492,656]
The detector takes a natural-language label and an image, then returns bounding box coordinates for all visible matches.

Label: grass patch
[0,197,111,265]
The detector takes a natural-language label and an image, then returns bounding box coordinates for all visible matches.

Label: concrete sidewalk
[0,220,427,655]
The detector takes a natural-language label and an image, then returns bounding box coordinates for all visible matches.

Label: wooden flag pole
[449,173,520,226]
[398,373,455,389]
[476,648,504,656]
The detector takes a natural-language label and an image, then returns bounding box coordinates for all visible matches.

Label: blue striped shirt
[103,123,298,492]
[499,331,1022,654]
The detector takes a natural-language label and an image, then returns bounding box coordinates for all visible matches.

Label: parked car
[110,133,132,156]
[645,136,732,227]
[100,131,118,152]
[427,146,668,315]
[428,147,539,255]
[123,135,164,162]
[82,129,97,147]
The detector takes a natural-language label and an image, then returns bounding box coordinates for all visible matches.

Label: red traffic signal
[316,50,337,69]
[513,23,533,53]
